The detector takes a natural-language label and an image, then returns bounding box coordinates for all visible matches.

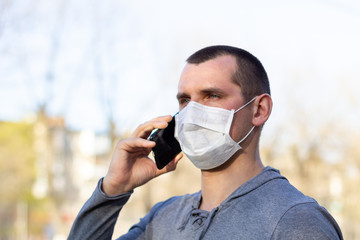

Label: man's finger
[156,152,183,176]
[131,115,172,138]
[118,138,156,152]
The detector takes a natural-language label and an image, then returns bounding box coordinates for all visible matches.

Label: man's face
[177,55,254,142]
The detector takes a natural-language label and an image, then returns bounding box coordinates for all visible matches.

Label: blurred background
[1,0,360,239]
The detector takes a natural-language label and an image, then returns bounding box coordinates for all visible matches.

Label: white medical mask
[174,97,256,170]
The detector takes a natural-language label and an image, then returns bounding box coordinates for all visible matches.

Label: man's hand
[102,115,183,196]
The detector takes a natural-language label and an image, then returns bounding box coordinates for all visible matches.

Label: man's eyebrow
[176,92,190,100]
[176,87,227,100]
[200,87,226,96]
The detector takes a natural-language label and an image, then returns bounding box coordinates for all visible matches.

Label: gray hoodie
[68,167,343,239]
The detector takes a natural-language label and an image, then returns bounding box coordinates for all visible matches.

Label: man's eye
[179,98,190,105]
[209,94,219,99]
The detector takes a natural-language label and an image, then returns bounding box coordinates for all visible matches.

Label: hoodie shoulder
[271,202,343,239]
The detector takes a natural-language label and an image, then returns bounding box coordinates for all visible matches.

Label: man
[69,46,343,239]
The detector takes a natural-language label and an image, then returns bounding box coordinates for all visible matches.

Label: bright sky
[1,0,360,149]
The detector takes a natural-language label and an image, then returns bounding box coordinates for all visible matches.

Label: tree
[0,121,36,238]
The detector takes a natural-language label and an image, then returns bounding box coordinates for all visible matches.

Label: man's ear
[252,94,272,127]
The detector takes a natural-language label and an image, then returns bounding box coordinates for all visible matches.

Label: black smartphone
[149,116,181,169]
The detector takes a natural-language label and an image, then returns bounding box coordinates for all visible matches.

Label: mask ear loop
[234,96,257,144]
[234,96,257,113]
[237,126,255,144]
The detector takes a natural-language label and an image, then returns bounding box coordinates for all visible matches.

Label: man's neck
[199,153,264,212]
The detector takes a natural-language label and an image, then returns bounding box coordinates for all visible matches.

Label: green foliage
[0,121,36,204]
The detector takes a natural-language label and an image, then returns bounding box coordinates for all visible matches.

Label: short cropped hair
[186,45,270,101]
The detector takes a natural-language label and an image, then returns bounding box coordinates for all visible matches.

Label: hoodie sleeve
[68,178,133,240]
[271,202,343,240]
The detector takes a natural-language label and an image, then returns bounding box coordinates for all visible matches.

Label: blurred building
[30,109,112,239]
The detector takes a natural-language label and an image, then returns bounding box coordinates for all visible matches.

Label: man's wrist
[102,176,132,196]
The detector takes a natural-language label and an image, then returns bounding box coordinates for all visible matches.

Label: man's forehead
[178,55,238,88]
